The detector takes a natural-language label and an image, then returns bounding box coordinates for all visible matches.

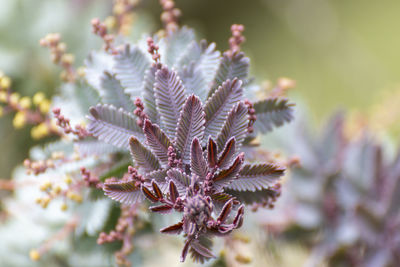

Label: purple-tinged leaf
[190,239,216,261]
[142,65,160,124]
[129,136,160,172]
[145,169,168,190]
[209,52,249,97]
[181,239,192,262]
[207,137,218,169]
[167,169,191,196]
[217,199,234,223]
[204,78,243,139]
[114,44,150,98]
[103,181,143,204]
[176,95,205,163]
[169,180,179,203]
[87,104,143,149]
[213,153,244,189]
[233,205,244,228]
[225,187,280,205]
[143,119,172,166]
[226,163,284,192]
[253,98,294,134]
[217,137,236,169]
[216,102,248,151]
[154,66,187,139]
[152,180,163,199]
[191,138,208,179]
[160,221,184,235]
[149,204,173,214]
[141,185,159,203]
[98,71,135,111]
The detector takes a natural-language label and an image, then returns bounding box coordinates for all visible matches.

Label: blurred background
[0,0,399,187]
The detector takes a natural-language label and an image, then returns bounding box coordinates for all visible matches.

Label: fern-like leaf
[226,163,284,192]
[253,98,294,133]
[84,51,114,91]
[87,104,143,149]
[154,66,187,139]
[209,52,249,97]
[204,78,243,139]
[213,153,244,190]
[74,139,120,156]
[129,136,160,172]
[143,119,172,166]
[176,95,205,163]
[191,138,209,179]
[217,137,236,169]
[103,181,143,204]
[142,65,160,124]
[98,72,135,111]
[179,63,208,102]
[225,187,280,205]
[114,44,150,98]
[190,237,216,263]
[167,168,191,196]
[216,102,248,151]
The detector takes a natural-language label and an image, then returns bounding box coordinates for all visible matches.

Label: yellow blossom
[31,123,49,139]
[39,99,51,114]
[64,175,72,185]
[40,196,51,208]
[104,16,117,30]
[77,66,86,77]
[0,91,7,102]
[33,92,45,106]
[0,76,11,89]
[13,111,26,129]
[29,249,41,261]
[61,53,75,65]
[0,106,3,117]
[9,92,20,106]
[61,203,68,211]
[19,96,32,109]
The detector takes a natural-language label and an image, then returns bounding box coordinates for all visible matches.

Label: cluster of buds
[244,99,256,133]
[226,24,245,58]
[0,72,55,137]
[127,166,145,187]
[109,0,140,35]
[24,158,55,175]
[133,98,149,128]
[91,18,117,54]
[53,107,90,139]
[159,0,181,33]
[146,37,161,65]
[80,167,102,189]
[167,146,183,169]
[40,33,76,82]
[250,182,282,212]
[97,205,139,266]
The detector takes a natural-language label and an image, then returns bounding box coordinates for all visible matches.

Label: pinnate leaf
[176,95,205,163]
[253,98,294,133]
[204,78,243,139]
[191,138,208,179]
[129,136,160,172]
[227,163,284,192]
[87,104,143,149]
[154,66,187,139]
[103,181,143,204]
[143,119,172,166]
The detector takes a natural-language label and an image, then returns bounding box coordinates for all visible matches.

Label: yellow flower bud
[0,76,11,89]
[61,53,75,65]
[40,196,51,208]
[113,3,125,15]
[77,67,86,77]
[39,99,51,114]
[104,16,117,30]
[52,186,62,195]
[33,92,45,106]
[235,254,252,264]
[0,106,3,117]
[64,175,72,185]
[39,180,52,191]
[61,203,68,211]
[0,91,7,102]
[13,111,26,129]
[9,92,20,106]
[29,249,41,261]
[19,96,32,109]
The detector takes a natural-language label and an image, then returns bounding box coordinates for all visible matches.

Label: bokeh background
[0,0,399,190]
